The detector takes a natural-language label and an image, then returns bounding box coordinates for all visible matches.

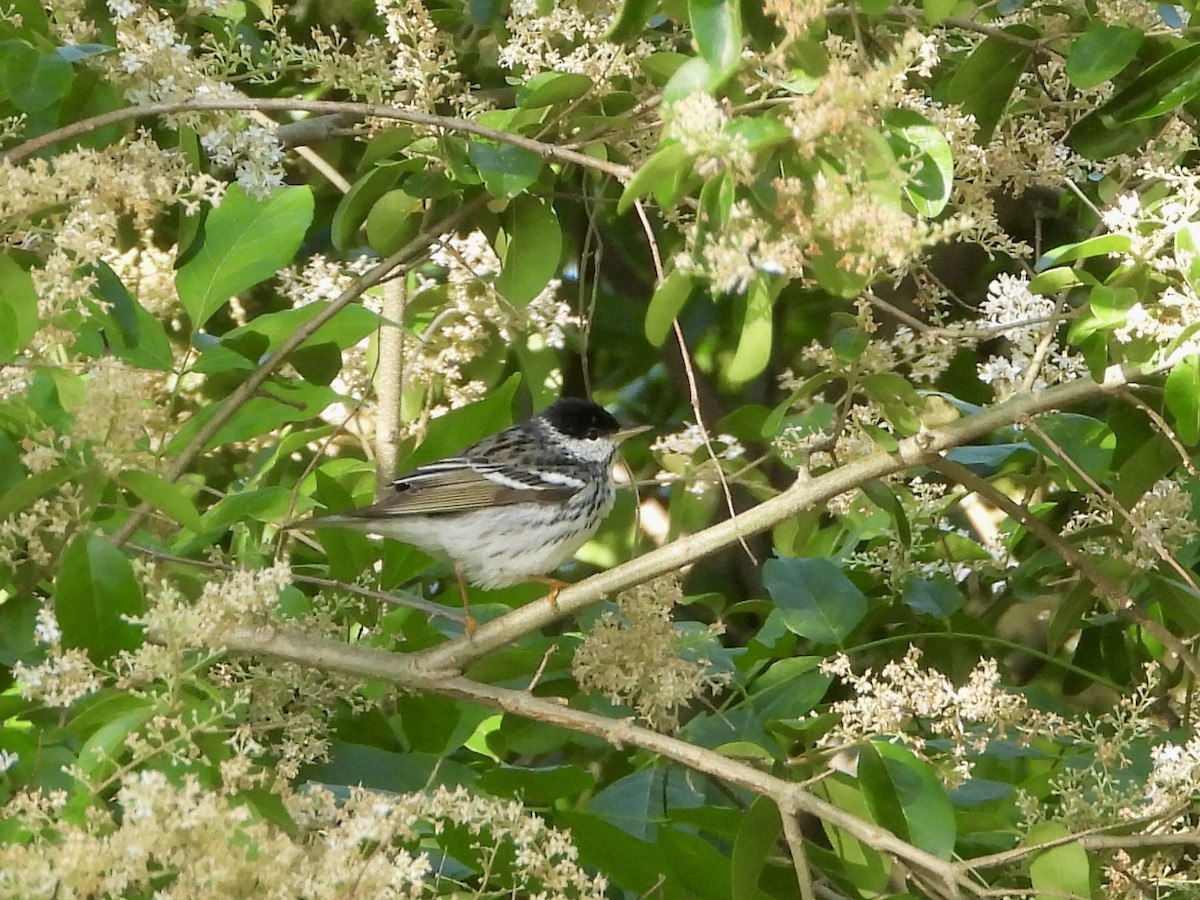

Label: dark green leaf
[902,577,963,618]
[1066,26,1142,89]
[731,796,781,900]
[762,556,868,645]
[618,141,692,213]
[945,31,1033,142]
[175,185,315,330]
[1097,42,1200,123]
[54,535,145,663]
[873,741,957,859]
[495,195,561,305]
[90,262,175,370]
[608,0,658,42]
[0,42,74,111]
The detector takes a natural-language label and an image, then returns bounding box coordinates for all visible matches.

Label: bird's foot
[530,575,570,611]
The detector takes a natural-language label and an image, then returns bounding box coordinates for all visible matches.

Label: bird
[294,397,648,632]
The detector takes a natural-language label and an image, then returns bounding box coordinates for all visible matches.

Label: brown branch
[2,97,634,181]
[221,624,980,898]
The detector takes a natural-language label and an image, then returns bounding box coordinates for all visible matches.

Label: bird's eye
[586,427,601,440]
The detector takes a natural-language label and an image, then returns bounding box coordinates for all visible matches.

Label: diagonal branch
[413,367,1143,673]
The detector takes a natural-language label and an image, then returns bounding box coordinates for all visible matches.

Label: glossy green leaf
[495,195,561,305]
[689,0,741,75]
[166,382,339,453]
[883,109,953,217]
[1029,413,1115,486]
[1088,284,1137,326]
[663,54,720,101]
[517,71,594,107]
[365,188,423,256]
[330,160,418,250]
[1068,109,1163,161]
[762,556,868,645]
[1165,355,1200,445]
[645,270,694,346]
[871,742,957,859]
[618,141,692,213]
[1066,26,1142,89]
[726,276,776,384]
[1027,821,1091,899]
[0,253,39,360]
[90,261,175,370]
[119,469,204,534]
[75,702,154,783]
[175,185,314,330]
[945,31,1033,142]
[54,534,145,663]
[467,140,543,197]
[1035,233,1131,269]
[1098,42,1200,124]
[1027,266,1086,295]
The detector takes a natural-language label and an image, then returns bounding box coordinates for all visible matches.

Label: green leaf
[495,196,561,305]
[365,188,423,256]
[54,534,145,663]
[618,141,692,214]
[689,0,741,75]
[517,71,594,107]
[726,275,777,384]
[1165,355,1200,445]
[119,469,204,534]
[166,381,339,454]
[883,109,953,217]
[1097,42,1200,124]
[90,262,175,370]
[1027,266,1086,295]
[945,30,1033,142]
[330,160,419,250]
[1066,26,1142,89]
[1068,109,1163,161]
[467,140,544,198]
[1035,233,1131,269]
[0,253,39,360]
[608,0,658,42]
[870,742,957,860]
[762,556,868,645]
[645,271,694,346]
[922,0,957,25]
[1027,822,1092,899]
[1029,413,1115,486]
[731,796,782,900]
[901,577,962,618]
[406,374,522,467]
[1176,223,1200,295]
[0,41,74,111]
[175,185,315,330]
[75,702,154,783]
[1088,284,1137,326]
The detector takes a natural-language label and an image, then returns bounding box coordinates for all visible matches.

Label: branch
[1,97,633,182]
[413,367,1142,673]
[222,624,980,898]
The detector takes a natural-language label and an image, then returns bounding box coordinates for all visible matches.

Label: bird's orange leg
[530,575,570,611]
[455,564,476,638]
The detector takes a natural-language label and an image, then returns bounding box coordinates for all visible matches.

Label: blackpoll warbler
[301,398,648,627]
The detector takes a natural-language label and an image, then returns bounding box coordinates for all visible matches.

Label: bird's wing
[342,456,585,518]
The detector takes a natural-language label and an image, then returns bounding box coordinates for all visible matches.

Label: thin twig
[781,805,817,900]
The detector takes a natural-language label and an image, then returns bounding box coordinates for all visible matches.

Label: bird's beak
[614,424,651,444]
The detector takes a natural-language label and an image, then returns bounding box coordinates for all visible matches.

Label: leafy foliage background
[2,0,1200,897]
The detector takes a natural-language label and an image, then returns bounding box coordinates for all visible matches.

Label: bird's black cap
[541,397,621,440]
